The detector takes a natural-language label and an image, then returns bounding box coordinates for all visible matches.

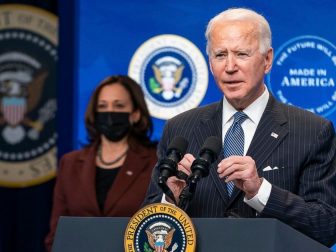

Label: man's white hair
[205,8,272,55]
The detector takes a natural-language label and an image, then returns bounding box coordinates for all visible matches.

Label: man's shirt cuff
[243,178,272,212]
[161,194,175,205]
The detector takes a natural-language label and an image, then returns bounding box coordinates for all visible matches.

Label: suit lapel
[246,95,289,172]
[193,101,223,150]
[193,100,230,205]
[78,143,101,214]
[227,95,289,207]
[103,143,149,215]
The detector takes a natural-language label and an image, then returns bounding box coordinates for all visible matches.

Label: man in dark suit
[144,7,336,247]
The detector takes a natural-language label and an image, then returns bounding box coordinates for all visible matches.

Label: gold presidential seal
[124,203,196,252]
[0,4,58,187]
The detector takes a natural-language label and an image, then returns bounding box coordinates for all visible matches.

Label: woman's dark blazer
[45,141,157,251]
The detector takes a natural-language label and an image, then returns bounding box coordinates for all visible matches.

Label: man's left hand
[217,155,262,199]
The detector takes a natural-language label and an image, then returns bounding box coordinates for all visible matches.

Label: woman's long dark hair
[84,75,155,147]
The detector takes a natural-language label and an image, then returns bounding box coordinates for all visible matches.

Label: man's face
[209,20,273,110]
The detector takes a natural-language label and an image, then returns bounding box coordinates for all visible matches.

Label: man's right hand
[166,153,195,203]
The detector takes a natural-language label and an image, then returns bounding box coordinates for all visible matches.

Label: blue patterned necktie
[223,111,248,196]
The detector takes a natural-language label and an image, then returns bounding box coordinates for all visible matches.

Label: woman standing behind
[45,75,157,251]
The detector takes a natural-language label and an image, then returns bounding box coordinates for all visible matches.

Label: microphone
[178,136,221,210]
[158,136,188,184]
[189,136,222,183]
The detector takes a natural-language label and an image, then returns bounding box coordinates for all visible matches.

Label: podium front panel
[52,217,330,252]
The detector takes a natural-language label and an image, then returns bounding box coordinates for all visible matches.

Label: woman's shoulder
[60,144,96,162]
[130,141,157,158]
[145,144,158,157]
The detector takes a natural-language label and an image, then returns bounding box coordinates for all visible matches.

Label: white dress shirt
[222,86,272,213]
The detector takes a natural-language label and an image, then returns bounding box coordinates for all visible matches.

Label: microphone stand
[158,176,178,205]
[178,173,200,211]
[178,185,193,211]
[178,159,209,211]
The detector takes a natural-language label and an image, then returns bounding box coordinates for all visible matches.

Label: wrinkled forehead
[211,20,259,39]
[209,20,260,49]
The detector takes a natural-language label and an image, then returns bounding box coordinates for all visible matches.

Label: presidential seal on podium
[124,203,196,252]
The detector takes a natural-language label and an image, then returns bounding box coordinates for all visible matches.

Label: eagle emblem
[150,56,188,101]
[145,222,177,252]
[0,63,49,145]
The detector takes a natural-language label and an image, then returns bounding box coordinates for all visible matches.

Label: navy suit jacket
[144,95,336,246]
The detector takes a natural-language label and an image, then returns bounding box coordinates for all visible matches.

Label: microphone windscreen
[167,136,188,155]
[201,136,222,159]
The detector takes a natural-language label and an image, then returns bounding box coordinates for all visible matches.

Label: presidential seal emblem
[0,4,58,187]
[128,34,208,120]
[267,35,336,116]
[124,203,196,252]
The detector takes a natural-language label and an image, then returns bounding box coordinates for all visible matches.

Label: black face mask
[95,112,131,142]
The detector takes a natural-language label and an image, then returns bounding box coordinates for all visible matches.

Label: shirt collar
[222,86,269,125]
